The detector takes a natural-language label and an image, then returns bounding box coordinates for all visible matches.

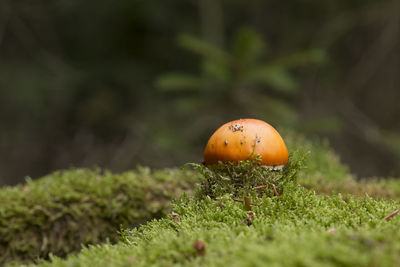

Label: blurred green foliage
[156,28,326,129]
[0,0,399,184]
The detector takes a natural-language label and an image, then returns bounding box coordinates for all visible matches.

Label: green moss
[4,133,400,266]
[0,167,199,265]
[284,132,351,183]
[24,146,400,267]
[302,176,400,200]
[285,134,400,199]
[31,184,400,267]
[188,153,304,199]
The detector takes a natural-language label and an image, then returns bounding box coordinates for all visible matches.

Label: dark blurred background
[0,0,399,186]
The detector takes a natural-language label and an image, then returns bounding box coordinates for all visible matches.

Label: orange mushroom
[203,119,288,169]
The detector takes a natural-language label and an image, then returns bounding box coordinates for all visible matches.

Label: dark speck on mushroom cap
[229,123,243,132]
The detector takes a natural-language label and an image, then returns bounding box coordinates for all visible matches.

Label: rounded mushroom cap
[203,119,288,167]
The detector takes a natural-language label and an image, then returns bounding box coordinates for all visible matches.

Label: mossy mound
[33,182,400,267]
[26,150,400,266]
[0,167,199,265]
[286,134,400,199]
[3,133,400,266]
[188,152,304,199]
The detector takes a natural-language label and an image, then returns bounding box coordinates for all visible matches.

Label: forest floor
[2,135,400,266]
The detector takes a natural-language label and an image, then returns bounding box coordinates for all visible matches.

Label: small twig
[272,184,279,196]
[384,208,400,221]
[232,198,259,206]
[244,196,252,211]
[254,185,267,189]
[254,185,268,198]
[40,236,48,251]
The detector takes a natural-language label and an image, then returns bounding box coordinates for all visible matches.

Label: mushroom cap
[203,119,288,167]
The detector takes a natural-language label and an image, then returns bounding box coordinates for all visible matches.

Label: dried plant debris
[192,240,206,257]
